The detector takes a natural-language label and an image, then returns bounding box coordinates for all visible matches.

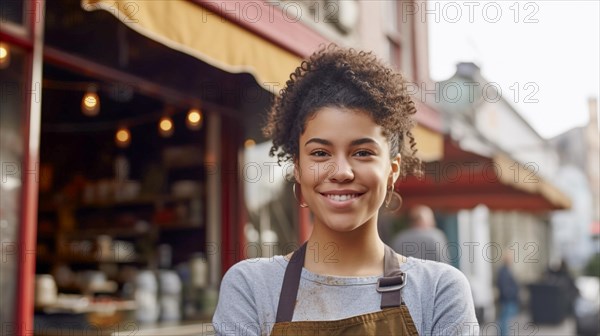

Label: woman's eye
[354,150,374,157]
[310,150,329,157]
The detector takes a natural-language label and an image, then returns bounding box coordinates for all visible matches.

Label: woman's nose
[327,157,354,183]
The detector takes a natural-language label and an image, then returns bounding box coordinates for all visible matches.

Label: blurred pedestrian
[546,259,579,315]
[391,205,449,262]
[497,251,520,336]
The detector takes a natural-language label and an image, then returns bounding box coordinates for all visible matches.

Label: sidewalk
[480,312,576,335]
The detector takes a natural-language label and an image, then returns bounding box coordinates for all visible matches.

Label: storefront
[1,0,330,334]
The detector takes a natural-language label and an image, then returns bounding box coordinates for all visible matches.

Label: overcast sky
[428,0,599,139]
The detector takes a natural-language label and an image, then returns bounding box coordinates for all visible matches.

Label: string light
[45,81,211,141]
[159,116,174,137]
[115,127,131,147]
[0,43,10,69]
[81,84,100,116]
[244,139,256,148]
[186,108,203,130]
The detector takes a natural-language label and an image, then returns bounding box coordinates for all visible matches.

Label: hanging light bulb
[81,84,100,116]
[0,42,11,69]
[115,127,131,148]
[186,107,203,130]
[159,115,174,137]
[244,138,256,148]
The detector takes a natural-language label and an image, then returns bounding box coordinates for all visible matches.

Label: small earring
[293,183,309,208]
[385,184,394,207]
[385,185,403,212]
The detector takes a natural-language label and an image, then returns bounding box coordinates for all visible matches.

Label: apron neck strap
[275,242,406,323]
[378,245,407,309]
[275,242,307,322]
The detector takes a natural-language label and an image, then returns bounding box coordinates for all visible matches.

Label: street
[480,312,578,336]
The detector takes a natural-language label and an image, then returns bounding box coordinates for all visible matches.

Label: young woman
[212,45,479,335]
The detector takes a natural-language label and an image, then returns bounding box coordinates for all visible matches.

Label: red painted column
[16,1,45,334]
[220,115,244,274]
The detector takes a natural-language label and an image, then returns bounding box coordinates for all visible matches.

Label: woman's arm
[212,262,263,336]
[430,265,480,336]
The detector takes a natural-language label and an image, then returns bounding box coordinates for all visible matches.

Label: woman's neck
[303,218,386,277]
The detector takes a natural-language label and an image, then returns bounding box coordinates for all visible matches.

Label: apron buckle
[376,273,407,293]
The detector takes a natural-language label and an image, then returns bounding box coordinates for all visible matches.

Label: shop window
[0,43,26,329]
[34,63,214,329]
[0,0,28,35]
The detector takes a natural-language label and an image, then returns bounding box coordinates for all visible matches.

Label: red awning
[398,138,571,212]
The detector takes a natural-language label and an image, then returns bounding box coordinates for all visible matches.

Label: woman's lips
[319,192,364,209]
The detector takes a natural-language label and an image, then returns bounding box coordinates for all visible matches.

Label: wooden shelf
[36,188,204,271]
[158,222,202,231]
[53,254,144,264]
[62,227,152,239]
[39,194,200,212]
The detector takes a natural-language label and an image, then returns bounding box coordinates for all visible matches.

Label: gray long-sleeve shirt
[212,254,479,335]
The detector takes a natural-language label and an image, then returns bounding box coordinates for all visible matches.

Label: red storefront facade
[1,1,449,333]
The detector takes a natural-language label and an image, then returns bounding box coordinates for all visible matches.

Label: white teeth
[326,194,358,202]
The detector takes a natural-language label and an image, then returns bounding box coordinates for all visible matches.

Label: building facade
[415,62,572,323]
[549,97,599,270]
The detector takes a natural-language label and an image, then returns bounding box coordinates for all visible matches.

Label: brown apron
[270,243,419,336]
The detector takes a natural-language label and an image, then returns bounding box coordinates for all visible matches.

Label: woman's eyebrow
[304,137,380,148]
[305,138,331,146]
[349,138,380,148]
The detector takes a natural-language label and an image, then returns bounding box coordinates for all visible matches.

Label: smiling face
[295,107,401,233]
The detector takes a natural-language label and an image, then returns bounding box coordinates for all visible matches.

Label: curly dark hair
[263,44,422,178]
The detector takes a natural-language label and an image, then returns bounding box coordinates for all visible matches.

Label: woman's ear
[390,154,401,183]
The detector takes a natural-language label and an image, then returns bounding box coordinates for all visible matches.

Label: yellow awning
[412,125,444,162]
[81,0,445,162]
[82,0,301,93]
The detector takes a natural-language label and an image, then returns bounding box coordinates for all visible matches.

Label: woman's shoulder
[402,257,479,334]
[402,256,471,290]
[222,255,287,284]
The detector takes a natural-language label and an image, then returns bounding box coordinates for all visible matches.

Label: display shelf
[40,254,144,265]
[157,222,203,231]
[39,194,200,212]
[61,227,153,239]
